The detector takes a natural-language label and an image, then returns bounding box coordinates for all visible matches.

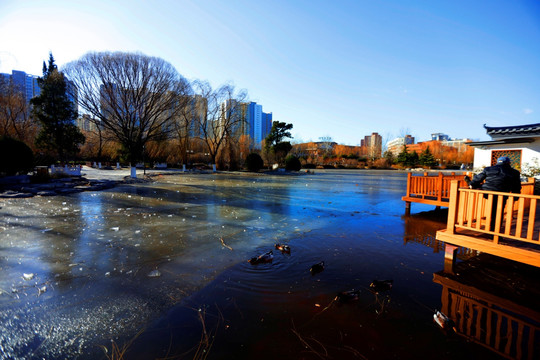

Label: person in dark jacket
[468,156,522,232]
[469,156,521,193]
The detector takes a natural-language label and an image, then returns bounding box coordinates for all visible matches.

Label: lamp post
[143,145,146,175]
[187,150,193,169]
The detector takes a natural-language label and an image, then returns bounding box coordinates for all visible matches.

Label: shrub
[372,158,391,169]
[0,136,34,176]
[245,153,264,172]
[285,155,301,171]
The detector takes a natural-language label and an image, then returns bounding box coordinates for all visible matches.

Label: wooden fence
[403,172,536,214]
[403,172,469,207]
[437,180,540,268]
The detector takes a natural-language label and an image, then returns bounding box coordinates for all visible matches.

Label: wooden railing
[405,173,535,202]
[446,180,540,244]
[404,172,469,204]
[404,172,536,215]
[522,177,536,196]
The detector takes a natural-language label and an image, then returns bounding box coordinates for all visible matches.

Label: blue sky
[1,0,540,145]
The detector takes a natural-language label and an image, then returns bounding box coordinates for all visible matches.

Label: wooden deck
[436,180,540,270]
[402,171,536,214]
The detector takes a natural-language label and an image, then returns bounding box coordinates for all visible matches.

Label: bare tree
[173,94,207,166]
[318,136,334,157]
[63,51,190,176]
[190,81,247,169]
[0,76,38,147]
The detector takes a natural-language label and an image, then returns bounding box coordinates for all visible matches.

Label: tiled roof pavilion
[468,123,540,146]
[485,123,540,139]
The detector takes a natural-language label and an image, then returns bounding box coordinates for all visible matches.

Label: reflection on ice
[3,172,356,358]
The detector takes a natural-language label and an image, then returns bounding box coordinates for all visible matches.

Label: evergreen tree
[31,53,85,162]
[265,121,293,152]
[383,150,395,165]
[396,144,409,165]
[419,146,437,168]
[407,151,419,167]
[264,121,293,165]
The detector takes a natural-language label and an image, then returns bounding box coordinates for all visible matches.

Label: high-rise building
[244,101,273,149]
[262,111,273,140]
[1,69,78,116]
[183,94,207,138]
[361,132,382,158]
[76,114,98,132]
[194,98,274,149]
[0,70,41,103]
[248,102,263,146]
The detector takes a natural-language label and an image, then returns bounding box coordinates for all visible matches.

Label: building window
[491,150,522,171]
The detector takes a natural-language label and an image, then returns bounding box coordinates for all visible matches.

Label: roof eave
[468,137,536,147]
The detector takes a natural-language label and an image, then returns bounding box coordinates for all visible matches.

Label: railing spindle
[467,191,476,227]
[504,319,513,355]
[516,198,525,238]
[475,193,484,230]
[485,194,493,232]
[505,197,515,237]
[528,198,537,241]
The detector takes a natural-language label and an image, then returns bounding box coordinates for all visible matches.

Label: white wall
[473,139,540,170]
[522,143,540,165]
[473,147,492,169]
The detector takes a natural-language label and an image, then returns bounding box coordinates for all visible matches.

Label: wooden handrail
[446,180,540,244]
[406,172,469,201]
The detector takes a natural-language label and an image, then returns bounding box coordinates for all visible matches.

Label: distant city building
[387,135,415,155]
[431,133,450,141]
[245,102,272,149]
[76,114,98,132]
[429,133,472,151]
[0,70,41,103]
[248,102,263,145]
[228,101,272,149]
[218,100,273,149]
[442,138,473,152]
[361,132,382,158]
[1,69,78,119]
[262,111,273,141]
[65,78,78,114]
[99,82,140,125]
[182,94,207,138]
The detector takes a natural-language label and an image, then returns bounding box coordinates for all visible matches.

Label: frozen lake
[0,170,538,359]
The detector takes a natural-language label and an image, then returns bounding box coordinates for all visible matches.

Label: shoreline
[0,166,467,198]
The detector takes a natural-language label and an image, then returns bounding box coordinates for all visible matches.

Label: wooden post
[444,244,458,274]
[437,172,443,203]
[405,173,412,216]
[525,177,535,195]
[406,172,412,197]
[446,180,460,234]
